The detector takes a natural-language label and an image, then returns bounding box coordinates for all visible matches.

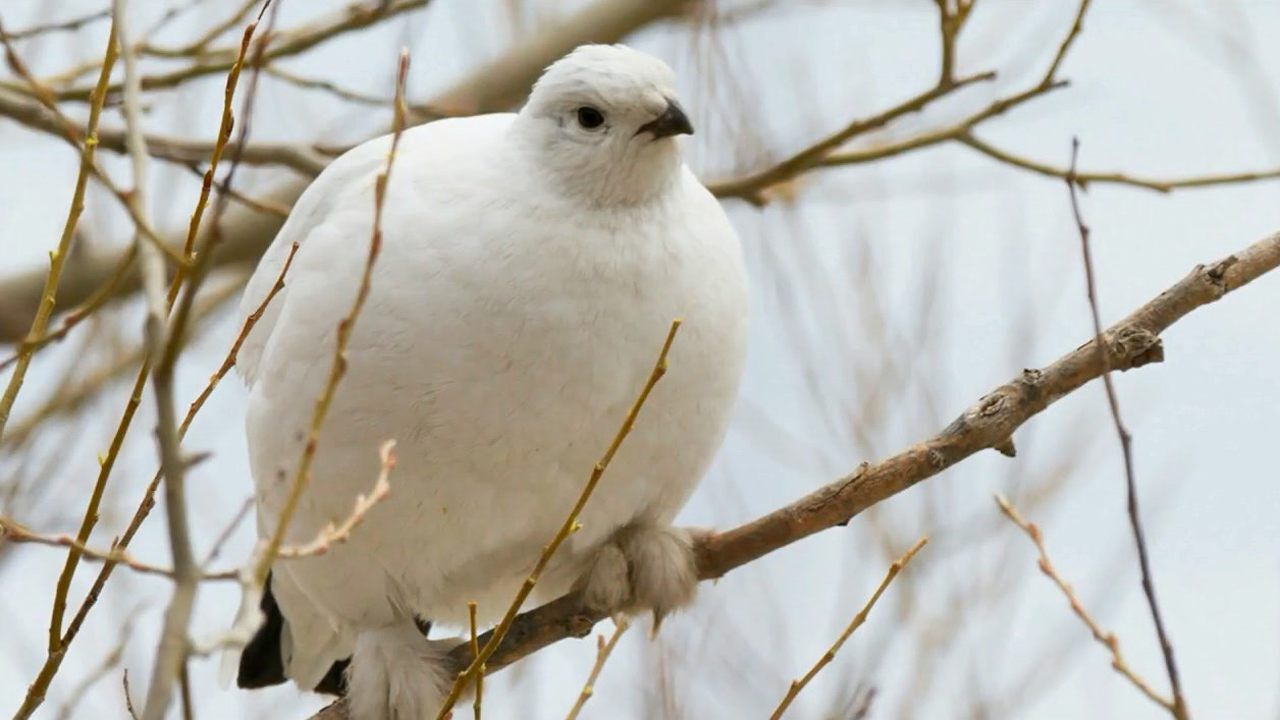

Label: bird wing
[235,135,396,386]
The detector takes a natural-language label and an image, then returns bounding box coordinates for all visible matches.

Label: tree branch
[0,0,698,344]
[306,229,1280,720]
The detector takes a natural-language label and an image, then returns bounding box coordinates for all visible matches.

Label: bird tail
[234,572,351,694]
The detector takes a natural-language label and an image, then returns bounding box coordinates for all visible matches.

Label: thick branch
[307,230,1280,720]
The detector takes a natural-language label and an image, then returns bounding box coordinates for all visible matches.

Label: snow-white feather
[236,44,748,718]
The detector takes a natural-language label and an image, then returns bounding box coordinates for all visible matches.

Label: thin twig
[995,494,1176,713]
[251,48,410,583]
[0,19,118,444]
[469,602,483,720]
[963,132,1280,193]
[274,441,395,559]
[1065,138,1189,719]
[434,320,683,719]
[12,7,273,716]
[0,31,185,265]
[49,0,430,101]
[0,516,175,580]
[142,4,278,714]
[0,247,138,373]
[53,610,140,720]
[564,620,630,720]
[1,9,111,41]
[179,241,298,437]
[769,537,927,720]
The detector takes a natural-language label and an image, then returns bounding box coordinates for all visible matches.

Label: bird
[233,43,749,719]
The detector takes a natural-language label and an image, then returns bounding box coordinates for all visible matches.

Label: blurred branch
[0,274,242,452]
[141,1,277,713]
[141,0,259,58]
[2,8,111,41]
[310,229,1280,720]
[995,494,1178,714]
[709,71,997,204]
[564,620,630,720]
[0,20,119,444]
[769,536,927,720]
[1065,139,1189,719]
[0,87,330,173]
[41,0,432,101]
[0,0,699,344]
[960,133,1280,192]
[0,515,177,580]
[0,36,185,263]
[12,7,271,716]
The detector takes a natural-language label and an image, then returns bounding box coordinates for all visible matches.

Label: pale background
[1,1,1278,719]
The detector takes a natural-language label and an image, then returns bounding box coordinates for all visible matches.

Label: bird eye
[576,106,605,130]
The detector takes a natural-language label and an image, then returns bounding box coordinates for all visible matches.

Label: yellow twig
[0,20,118,444]
[565,620,630,720]
[434,319,683,719]
[469,602,483,720]
[769,537,928,720]
[254,49,412,581]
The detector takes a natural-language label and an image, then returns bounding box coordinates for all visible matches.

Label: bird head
[517,44,693,207]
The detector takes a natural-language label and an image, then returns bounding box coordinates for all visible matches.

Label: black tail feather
[236,573,433,697]
[237,572,351,696]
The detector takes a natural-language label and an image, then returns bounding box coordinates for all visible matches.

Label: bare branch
[309,228,1280,720]
[274,441,395,560]
[1065,139,1189,719]
[1,9,111,41]
[0,0,698,344]
[564,620,630,720]
[0,19,118,443]
[769,537,927,720]
[995,494,1176,714]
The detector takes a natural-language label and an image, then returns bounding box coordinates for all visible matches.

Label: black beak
[637,99,693,139]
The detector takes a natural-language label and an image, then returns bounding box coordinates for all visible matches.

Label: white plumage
[236,44,747,718]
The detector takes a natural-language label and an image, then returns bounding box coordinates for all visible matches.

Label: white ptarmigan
[234,44,748,719]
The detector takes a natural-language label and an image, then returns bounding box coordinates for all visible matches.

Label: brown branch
[0,516,175,580]
[708,72,995,204]
[934,0,976,87]
[1,9,111,41]
[308,228,1280,720]
[0,85,331,175]
[960,132,1280,192]
[0,0,698,344]
[995,494,1177,714]
[1065,139,1188,719]
[770,537,926,720]
[44,0,432,101]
